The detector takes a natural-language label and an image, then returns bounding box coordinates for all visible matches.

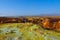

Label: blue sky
[0,0,60,16]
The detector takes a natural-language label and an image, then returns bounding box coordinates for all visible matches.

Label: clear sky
[0,0,60,16]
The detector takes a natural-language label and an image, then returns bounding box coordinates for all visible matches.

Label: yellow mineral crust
[0,23,60,40]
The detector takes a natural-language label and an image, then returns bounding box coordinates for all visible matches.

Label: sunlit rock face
[40,18,60,31]
[0,23,60,40]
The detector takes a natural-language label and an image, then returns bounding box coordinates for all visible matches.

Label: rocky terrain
[0,16,60,31]
[0,16,60,40]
